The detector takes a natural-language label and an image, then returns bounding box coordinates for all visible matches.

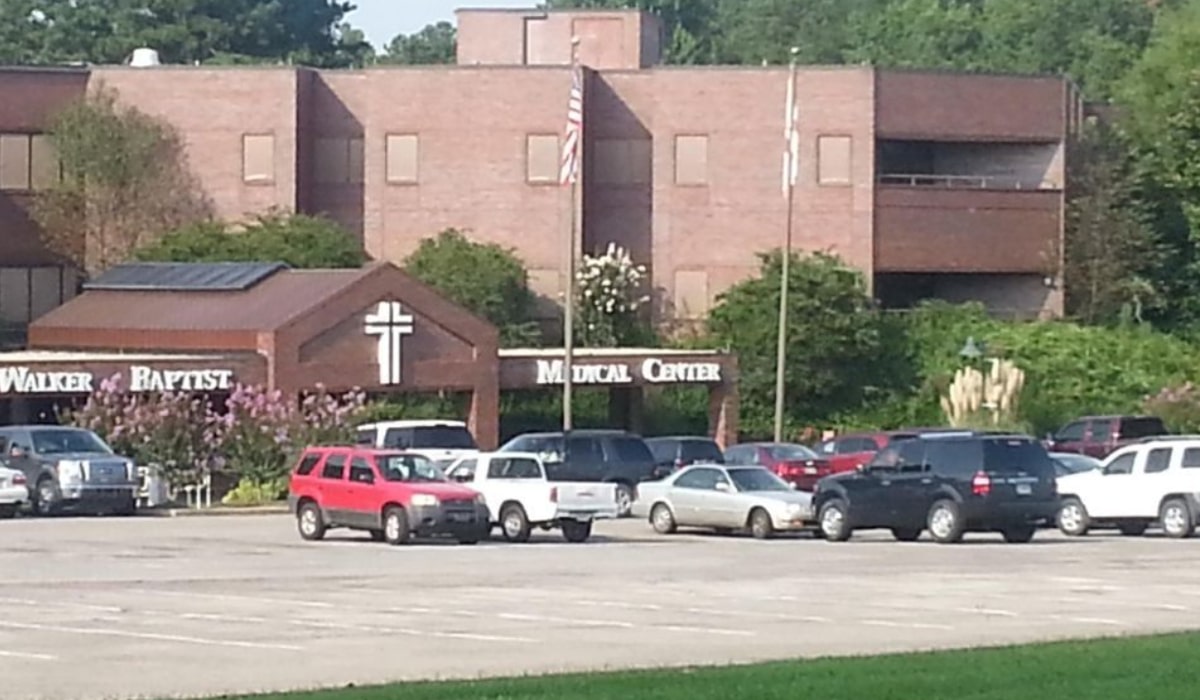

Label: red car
[287,445,490,545]
[815,428,980,474]
[723,442,833,492]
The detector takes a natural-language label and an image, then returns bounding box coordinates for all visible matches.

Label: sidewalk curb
[139,505,290,518]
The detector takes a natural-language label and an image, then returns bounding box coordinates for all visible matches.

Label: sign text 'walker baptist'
[0,366,236,395]
[535,358,722,386]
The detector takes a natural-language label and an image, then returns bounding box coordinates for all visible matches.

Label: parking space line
[861,619,954,631]
[0,596,123,613]
[129,589,335,609]
[1064,617,1125,627]
[288,618,535,644]
[0,620,303,651]
[497,612,635,628]
[0,649,57,661]
[951,607,1019,618]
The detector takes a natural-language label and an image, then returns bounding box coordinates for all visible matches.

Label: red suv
[723,442,833,491]
[288,446,490,545]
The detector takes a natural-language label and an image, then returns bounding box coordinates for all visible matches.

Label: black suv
[645,436,724,472]
[497,430,657,516]
[812,432,1059,544]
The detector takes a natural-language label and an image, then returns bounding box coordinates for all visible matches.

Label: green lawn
[216,633,1200,700]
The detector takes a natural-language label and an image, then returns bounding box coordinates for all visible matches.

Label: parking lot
[3,515,1200,700]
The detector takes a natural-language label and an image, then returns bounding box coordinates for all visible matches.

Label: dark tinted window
[1055,422,1086,441]
[679,440,723,464]
[349,457,375,484]
[884,433,918,447]
[1183,449,1200,468]
[927,439,981,477]
[1104,452,1135,475]
[982,439,1054,475]
[868,445,902,471]
[384,426,476,450]
[1119,418,1168,440]
[355,428,375,446]
[610,437,654,464]
[295,454,321,476]
[675,467,722,490]
[567,437,604,465]
[320,454,347,480]
[1089,420,1114,441]
[767,444,819,461]
[837,437,877,454]
[488,457,542,479]
[896,441,928,472]
[647,440,677,463]
[506,435,564,459]
[724,446,755,465]
[31,429,112,455]
[1145,448,1172,474]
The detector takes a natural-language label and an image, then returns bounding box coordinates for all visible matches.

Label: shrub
[575,243,652,347]
[1143,383,1200,434]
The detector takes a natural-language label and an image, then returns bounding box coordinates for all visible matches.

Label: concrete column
[468,382,500,450]
[707,383,739,449]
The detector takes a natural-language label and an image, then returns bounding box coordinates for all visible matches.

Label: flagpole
[773,48,799,444]
[563,37,582,433]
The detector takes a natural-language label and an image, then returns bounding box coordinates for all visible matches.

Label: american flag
[559,64,584,186]
[782,68,799,197]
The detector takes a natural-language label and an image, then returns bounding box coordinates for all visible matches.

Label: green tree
[404,230,542,346]
[34,86,213,276]
[379,22,457,65]
[1064,119,1166,324]
[706,251,912,434]
[135,210,367,268]
[0,0,365,67]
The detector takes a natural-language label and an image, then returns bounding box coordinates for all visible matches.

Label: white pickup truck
[444,452,619,543]
[1057,436,1200,539]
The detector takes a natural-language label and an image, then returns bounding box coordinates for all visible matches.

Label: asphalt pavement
[1,515,1199,700]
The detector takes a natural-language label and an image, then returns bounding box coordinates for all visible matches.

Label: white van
[355,420,480,469]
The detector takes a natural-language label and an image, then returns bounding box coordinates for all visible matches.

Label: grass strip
[213,632,1200,700]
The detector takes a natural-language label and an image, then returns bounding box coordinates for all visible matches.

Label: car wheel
[0,504,17,519]
[891,527,921,542]
[297,502,326,541]
[500,503,532,543]
[614,484,634,518]
[927,500,965,544]
[561,519,592,543]
[34,478,60,517]
[749,508,774,540]
[1057,497,1090,537]
[1160,498,1195,539]
[1001,525,1037,544]
[650,503,677,535]
[1117,521,1148,537]
[383,506,411,546]
[368,529,386,542]
[818,500,852,542]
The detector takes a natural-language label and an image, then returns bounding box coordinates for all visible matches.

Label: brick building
[0,7,1082,340]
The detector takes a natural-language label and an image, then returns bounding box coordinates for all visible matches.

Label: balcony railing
[877,173,1058,190]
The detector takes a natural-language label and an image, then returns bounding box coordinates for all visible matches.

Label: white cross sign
[364,301,414,385]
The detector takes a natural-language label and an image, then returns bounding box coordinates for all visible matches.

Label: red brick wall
[90,67,301,222]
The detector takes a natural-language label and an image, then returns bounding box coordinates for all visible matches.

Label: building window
[593,139,651,185]
[673,269,710,319]
[314,137,364,185]
[386,134,419,185]
[0,134,61,191]
[817,135,852,186]
[674,134,708,186]
[526,134,559,184]
[242,134,275,184]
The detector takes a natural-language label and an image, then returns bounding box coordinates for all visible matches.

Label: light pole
[773,47,800,443]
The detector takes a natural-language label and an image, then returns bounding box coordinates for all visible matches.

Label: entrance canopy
[2,261,740,447]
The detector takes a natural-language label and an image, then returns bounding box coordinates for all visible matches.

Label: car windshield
[983,439,1055,475]
[767,444,818,461]
[375,454,445,482]
[31,429,112,455]
[728,468,791,492]
[680,440,724,463]
[383,426,477,450]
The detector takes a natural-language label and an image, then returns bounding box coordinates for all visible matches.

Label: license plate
[1016,483,1032,496]
[448,513,472,523]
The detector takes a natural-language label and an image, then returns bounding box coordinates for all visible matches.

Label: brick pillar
[708,383,738,449]
[468,381,501,450]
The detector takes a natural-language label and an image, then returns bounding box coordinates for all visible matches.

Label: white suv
[1057,436,1200,539]
[355,420,479,470]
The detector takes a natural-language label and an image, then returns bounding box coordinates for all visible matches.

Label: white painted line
[681,606,831,624]
[660,625,755,637]
[0,620,303,651]
[1049,576,1106,585]
[1158,604,1189,612]
[288,618,535,644]
[952,607,1019,618]
[0,649,57,661]
[861,619,954,631]
[130,589,334,609]
[1068,617,1125,627]
[497,612,635,629]
[575,600,664,612]
[0,596,122,613]
[179,612,271,624]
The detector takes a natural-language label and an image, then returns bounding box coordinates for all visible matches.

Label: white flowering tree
[576,243,651,347]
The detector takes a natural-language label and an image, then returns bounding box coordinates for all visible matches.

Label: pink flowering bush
[1143,384,1198,433]
[64,377,367,502]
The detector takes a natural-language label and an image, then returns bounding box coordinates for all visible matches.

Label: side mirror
[8,447,28,460]
[789,482,798,490]
[856,463,867,473]
[714,482,731,493]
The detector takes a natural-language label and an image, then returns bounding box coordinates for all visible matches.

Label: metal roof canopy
[84,262,289,292]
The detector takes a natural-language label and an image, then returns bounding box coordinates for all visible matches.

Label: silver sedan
[632,464,815,539]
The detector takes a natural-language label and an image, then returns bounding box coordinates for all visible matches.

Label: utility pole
[563,36,583,432]
[773,47,800,443]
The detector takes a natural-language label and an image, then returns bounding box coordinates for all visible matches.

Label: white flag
[781,70,799,197]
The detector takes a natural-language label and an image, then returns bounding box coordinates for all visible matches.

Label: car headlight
[786,502,804,513]
[126,460,137,480]
[411,494,440,507]
[474,493,487,505]
[56,460,83,483]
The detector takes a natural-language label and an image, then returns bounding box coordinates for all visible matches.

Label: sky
[347,0,529,49]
